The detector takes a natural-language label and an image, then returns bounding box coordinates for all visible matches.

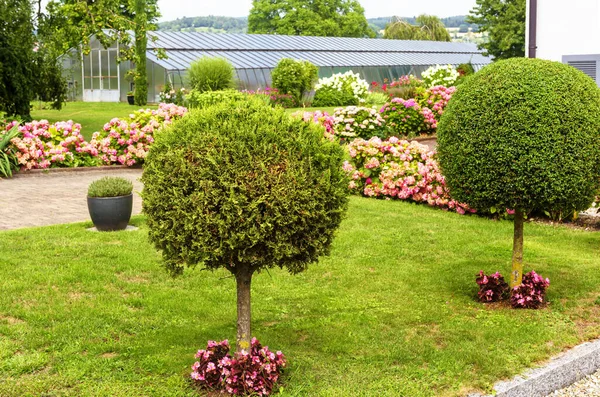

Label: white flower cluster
[315,71,369,100]
[421,64,460,88]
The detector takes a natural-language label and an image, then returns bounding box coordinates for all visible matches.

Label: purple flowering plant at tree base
[191,338,286,396]
[476,271,509,302]
[511,271,550,309]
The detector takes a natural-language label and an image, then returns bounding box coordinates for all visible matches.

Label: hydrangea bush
[296,110,336,141]
[476,271,509,302]
[343,136,472,214]
[313,71,369,107]
[418,85,456,123]
[331,106,386,140]
[191,338,286,396]
[511,271,550,309]
[421,64,460,88]
[7,120,99,169]
[379,98,436,137]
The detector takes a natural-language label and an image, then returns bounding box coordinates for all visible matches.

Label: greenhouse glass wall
[63,32,492,103]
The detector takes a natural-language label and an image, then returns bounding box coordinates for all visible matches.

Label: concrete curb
[470,339,600,397]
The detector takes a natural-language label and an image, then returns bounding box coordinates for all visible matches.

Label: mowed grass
[30,102,158,141]
[2,197,600,396]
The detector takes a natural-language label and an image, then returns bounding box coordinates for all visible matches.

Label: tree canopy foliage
[384,15,451,41]
[248,0,375,37]
[467,0,525,59]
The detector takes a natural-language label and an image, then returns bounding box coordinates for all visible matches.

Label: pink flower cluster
[191,338,286,396]
[511,271,550,309]
[89,103,188,166]
[297,110,336,141]
[420,85,456,123]
[7,120,99,170]
[344,136,473,214]
[476,271,509,302]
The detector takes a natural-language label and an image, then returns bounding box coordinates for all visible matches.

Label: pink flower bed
[191,338,286,396]
[4,103,187,170]
[343,136,473,214]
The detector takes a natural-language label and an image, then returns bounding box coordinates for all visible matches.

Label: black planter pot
[127,95,135,105]
[87,194,133,231]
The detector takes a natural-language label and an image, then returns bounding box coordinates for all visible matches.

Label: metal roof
[145,31,492,71]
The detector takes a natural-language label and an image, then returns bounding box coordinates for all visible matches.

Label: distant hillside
[158,15,479,36]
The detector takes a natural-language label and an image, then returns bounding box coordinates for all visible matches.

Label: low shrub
[313,71,369,107]
[343,136,472,214]
[87,176,133,198]
[363,92,389,107]
[158,82,186,106]
[476,271,509,302]
[90,103,187,166]
[331,106,386,141]
[187,56,235,92]
[191,338,287,396]
[384,75,426,99]
[511,271,550,309]
[379,98,436,137]
[271,58,318,103]
[7,120,99,169]
[295,110,336,141]
[421,64,460,88]
[186,89,248,109]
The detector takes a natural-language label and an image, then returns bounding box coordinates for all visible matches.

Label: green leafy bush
[0,124,21,178]
[437,57,600,287]
[186,89,248,109]
[88,177,133,198]
[187,57,235,92]
[312,86,357,107]
[312,71,369,107]
[142,96,349,351]
[271,58,318,103]
[363,92,389,107]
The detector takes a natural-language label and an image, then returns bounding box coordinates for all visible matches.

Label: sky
[157,0,478,22]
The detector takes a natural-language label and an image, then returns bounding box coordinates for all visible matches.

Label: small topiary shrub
[476,271,509,302]
[271,58,318,103]
[187,56,235,92]
[438,57,600,288]
[510,271,550,309]
[191,338,286,396]
[87,176,133,198]
[142,96,349,352]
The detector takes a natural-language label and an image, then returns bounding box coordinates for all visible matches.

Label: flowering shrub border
[191,338,286,396]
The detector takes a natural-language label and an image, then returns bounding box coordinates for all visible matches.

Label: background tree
[467,0,525,59]
[142,98,349,352]
[271,58,318,104]
[0,0,35,119]
[437,58,600,288]
[248,0,375,38]
[384,14,451,41]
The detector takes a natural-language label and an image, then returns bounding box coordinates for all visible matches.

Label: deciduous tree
[384,15,451,41]
[248,0,375,38]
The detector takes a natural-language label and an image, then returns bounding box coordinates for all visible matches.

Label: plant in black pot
[87,177,134,231]
[127,91,135,105]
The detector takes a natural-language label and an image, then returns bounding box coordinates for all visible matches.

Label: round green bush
[271,58,318,103]
[142,97,349,276]
[437,58,600,214]
[87,177,133,198]
[187,56,235,92]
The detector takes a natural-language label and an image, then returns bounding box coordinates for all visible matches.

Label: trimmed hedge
[437,58,600,214]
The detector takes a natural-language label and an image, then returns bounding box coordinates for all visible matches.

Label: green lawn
[28,102,337,141]
[31,102,158,141]
[2,197,600,396]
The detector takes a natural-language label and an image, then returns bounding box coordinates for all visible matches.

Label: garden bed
[1,197,600,396]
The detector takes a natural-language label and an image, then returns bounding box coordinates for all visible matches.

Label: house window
[563,55,600,85]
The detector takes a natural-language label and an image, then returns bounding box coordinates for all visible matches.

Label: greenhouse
[62,32,493,103]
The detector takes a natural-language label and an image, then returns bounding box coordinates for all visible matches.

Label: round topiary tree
[142,97,349,352]
[437,58,600,288]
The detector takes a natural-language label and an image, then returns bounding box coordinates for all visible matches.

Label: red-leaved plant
[191,338,286,396]
[510,271,550,309]
[476,271,509,302]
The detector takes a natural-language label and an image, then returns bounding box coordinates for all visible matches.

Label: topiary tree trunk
[133,0,147,106]
[510,209,524,288]
[235,265,254,352]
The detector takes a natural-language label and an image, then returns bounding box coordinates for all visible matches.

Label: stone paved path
[0,168,143,230]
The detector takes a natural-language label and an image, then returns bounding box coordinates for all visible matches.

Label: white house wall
[528,0,600,61]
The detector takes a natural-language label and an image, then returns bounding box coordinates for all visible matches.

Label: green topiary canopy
[438,57,600,215]
[437,57,600,288]
[142,97,349,350]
